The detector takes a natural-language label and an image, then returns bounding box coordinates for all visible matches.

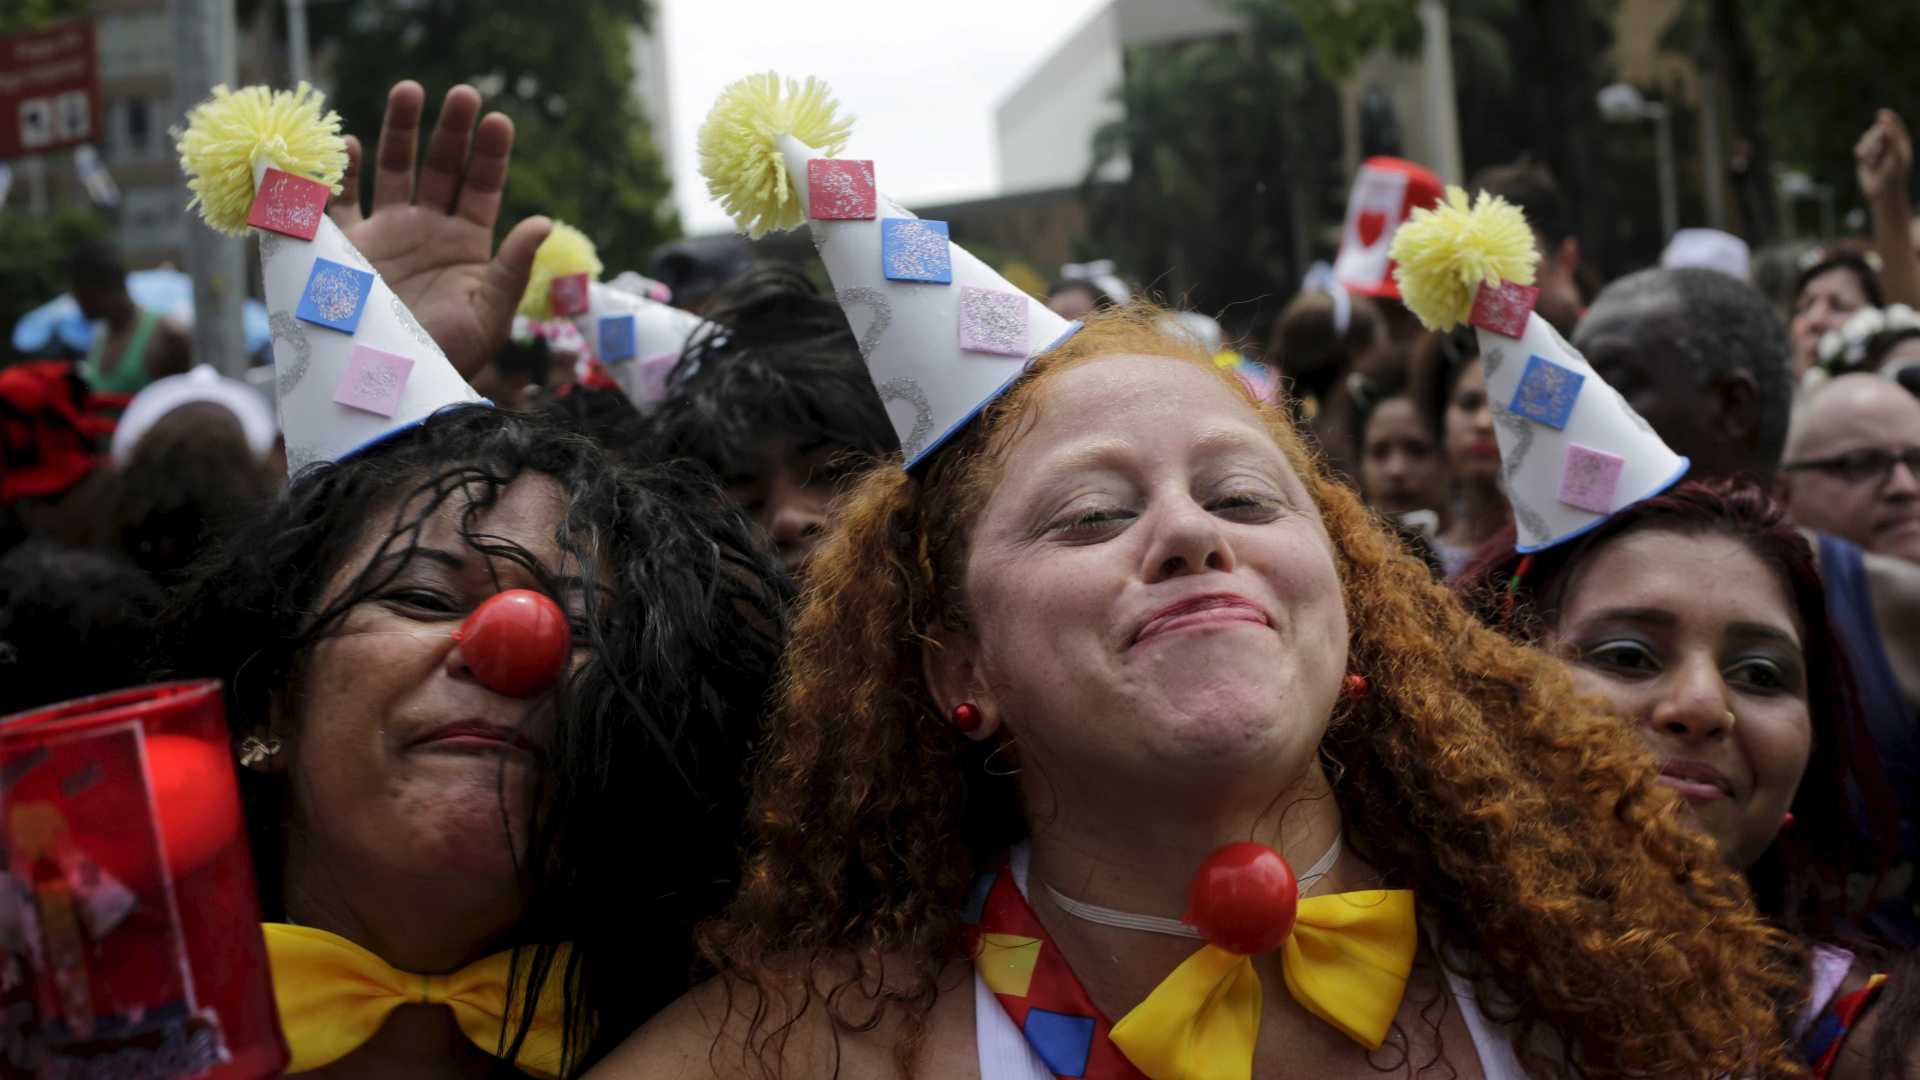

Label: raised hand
[329,81,550,381]
[1856,108,1913,208]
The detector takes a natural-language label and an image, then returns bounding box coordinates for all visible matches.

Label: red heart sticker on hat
[1356,210,1388,249]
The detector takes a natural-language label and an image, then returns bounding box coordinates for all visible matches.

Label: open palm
[329,81,550,382]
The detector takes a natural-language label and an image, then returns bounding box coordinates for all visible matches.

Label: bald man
[1781,373,1920,565]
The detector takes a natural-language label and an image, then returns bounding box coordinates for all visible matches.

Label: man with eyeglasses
[1782,373,1920,566]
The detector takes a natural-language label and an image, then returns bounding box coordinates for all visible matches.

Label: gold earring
[238,734,282,768]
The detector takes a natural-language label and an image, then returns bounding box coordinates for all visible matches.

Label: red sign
[0,19,101,160]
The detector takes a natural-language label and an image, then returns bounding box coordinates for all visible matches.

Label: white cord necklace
[1039,834,1343,941]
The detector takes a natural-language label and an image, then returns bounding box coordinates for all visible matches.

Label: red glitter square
[808,159,876,220]
[549,273,591,317]
[245,168,331,241]
[1469,279,1540,339]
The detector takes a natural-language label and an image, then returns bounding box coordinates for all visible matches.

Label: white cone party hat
[518,221,706,412]
[1390,189,1688,551]
[176,84,484,475]
[697,73,1076,467]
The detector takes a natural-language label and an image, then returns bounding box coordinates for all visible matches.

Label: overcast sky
[659,0,1111,234]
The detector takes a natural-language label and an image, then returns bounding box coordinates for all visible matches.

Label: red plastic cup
[0,681,287,1079]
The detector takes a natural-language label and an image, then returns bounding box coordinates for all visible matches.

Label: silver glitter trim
[390,293,445,359]
[1482,343,1507,378]
[837,287,893,361]
[257,231,282,263]
[269,311,310,397]
[1491,400,1550,541]
[877,377,933,456]
[336,235,375,271]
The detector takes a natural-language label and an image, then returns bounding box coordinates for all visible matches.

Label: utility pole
[1418,0,1465,184]
[287,0,309,85]
[172,0,248,378]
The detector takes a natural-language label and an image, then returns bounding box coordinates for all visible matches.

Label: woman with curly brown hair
[590,304,1811,1080]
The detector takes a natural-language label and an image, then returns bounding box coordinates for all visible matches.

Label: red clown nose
[1184,842,1300,956]
[451,589,571,698]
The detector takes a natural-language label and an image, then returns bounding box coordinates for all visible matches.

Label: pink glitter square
[1470,279,1540,339]
[333,345,415,417]
[957,286,1029,356]
[1558,443,1625,514]
[246,168,331,241]
[808,159,876,220]
[549,273,591,317]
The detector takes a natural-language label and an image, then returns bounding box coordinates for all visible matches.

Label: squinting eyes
[1048,493,1281,538]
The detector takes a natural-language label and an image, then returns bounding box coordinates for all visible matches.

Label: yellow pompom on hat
[518,222,604,321]
[175,83,483,476]
[697,71,1077,467]
[1390,187,1687,551]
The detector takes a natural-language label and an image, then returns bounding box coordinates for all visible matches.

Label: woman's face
[1791,266,1871,374]
[280,474,583,943]
[1550,529,1811,871]
[1360,396,1445,516]
[948,355,1348,802]
[1442,358,1498,484]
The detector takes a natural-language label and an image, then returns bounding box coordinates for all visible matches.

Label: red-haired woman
[595,306,1807,1079]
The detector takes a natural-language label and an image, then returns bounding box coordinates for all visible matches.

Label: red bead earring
[1342,674,1370,702]
[1781,811,1795,830]
[950,703,982,733]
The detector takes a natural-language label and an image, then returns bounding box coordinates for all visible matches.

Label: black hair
[648,265,896,479]
[65,238,126,293]
[494,335,553,387]
[1585,267,1794,475]
[1794,251,1886,312]
[0,541,164,716]
[1472,160,1571,247]
[1414,324,1481,447]
[158,404,788,1074]
[539,384,651,461]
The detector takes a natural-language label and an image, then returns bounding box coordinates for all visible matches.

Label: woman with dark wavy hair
[1454,480,1914,1078]
[162,405,786,1076]
[597,305,1806,1080]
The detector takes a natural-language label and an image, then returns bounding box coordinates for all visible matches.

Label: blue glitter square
[881,218,952,284]
[295,258,376,334]
[1022,1009,1094,1077]
[599,315,638,362]
[1509,354,1585,430]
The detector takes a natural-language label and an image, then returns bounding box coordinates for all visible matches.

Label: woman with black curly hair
[162,405,785,1077]
[166,77,787,1078]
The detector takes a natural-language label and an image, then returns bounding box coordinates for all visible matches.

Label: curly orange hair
[702,304,1807,1078]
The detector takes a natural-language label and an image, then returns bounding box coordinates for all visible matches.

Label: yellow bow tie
[1109,890,1417,1080]
[262,922,569,1077]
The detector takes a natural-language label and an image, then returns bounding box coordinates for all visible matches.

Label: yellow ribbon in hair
[263,922,569,1077]
[1109,890,1416,1080]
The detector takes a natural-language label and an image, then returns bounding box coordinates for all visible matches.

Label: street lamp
[1597,82,1678,243]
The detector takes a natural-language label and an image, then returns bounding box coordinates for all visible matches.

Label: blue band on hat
[292,400,495,482]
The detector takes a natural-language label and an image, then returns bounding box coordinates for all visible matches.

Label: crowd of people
[2,67,1919,1080]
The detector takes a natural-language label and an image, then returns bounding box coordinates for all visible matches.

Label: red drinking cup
[0,680,287,1079]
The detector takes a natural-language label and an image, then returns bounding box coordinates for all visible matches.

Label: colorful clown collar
[966,838,1417,1080]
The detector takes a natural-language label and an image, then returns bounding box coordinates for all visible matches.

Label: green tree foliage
[0,208,109,363]
[0,0,85,35]
[305,0,678,266]
[1086,0,1343,335]
[1744,1,1920,206]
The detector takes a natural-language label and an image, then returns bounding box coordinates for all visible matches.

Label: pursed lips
[406,719,538,755]
[1656,758,1737,802]
[1132,593,1271,646]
